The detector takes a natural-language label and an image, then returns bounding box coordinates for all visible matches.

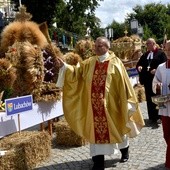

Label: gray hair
[96,36,110,48]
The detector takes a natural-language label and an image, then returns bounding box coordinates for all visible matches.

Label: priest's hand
[56,57,64,68]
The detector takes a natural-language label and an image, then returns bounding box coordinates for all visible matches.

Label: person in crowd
[152,40,170,170]
[136,38,167,124]
[56,36,144,170]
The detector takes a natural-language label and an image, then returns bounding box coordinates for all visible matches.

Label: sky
[95,0,170,28]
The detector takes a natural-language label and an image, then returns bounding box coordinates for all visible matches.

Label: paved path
[34,102,167,170]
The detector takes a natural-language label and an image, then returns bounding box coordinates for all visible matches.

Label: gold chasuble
[63,53,145,144]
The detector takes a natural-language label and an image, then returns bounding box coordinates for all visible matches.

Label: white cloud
[95,0,170,28]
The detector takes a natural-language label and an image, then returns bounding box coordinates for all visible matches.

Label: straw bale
[55,118,87,147]
[0,131,51,170]
[0,148,25,170]
[134,84,146,103]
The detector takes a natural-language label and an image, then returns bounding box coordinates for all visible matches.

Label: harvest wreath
[0,5,63,103]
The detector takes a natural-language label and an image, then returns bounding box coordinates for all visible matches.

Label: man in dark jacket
[136,38,167,124]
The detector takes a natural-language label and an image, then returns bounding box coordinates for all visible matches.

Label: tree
[12,0,58,26]
[108,20,128,40]
[142,24,156,40]
[12,0,103,39]
[54,0,104,38]
[166,4,170,39]
[126,3,170,43]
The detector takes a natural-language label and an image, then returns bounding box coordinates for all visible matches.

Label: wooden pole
[48,120,53,136]
[40,112,45,131]
[40,122,45,131]
[18,114,21,134]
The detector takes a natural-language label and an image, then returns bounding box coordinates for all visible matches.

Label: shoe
[120,146,129,163]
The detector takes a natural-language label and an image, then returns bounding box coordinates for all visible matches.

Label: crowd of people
[56,36,170,170]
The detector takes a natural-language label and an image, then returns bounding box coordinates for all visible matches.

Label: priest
[56,36,145,170]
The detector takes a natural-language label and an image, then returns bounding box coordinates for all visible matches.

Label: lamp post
[138,25,143,39]
[130,19,138,34]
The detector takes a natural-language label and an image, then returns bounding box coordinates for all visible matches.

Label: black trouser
[144,83,160,121]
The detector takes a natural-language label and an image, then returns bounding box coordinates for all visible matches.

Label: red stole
[91,60,110,143]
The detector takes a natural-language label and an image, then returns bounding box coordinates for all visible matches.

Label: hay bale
[55,118,87,147]
[0,131,51,170]
[0,148,25,170]
[134,84,146,103]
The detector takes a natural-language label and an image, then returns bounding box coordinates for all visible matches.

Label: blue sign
[127,68,138,77]
[5,95,33,116]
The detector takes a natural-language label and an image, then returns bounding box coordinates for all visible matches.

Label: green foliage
[167,23,170,39]
[166,6,170,39]
[126,3,170,43]
[142,24,156,41]
[12,0,103,39]
[108,21,128,40]
[12,0,58,26]
[54,0,103,38]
